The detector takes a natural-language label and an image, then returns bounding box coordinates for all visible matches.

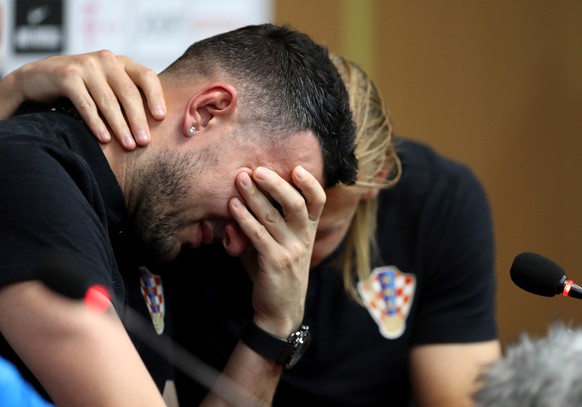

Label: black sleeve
[0,136,116,292]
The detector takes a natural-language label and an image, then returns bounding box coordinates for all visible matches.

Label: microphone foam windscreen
[510,252,565,297]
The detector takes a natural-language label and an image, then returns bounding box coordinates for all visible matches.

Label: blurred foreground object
[0,357,54,407]
[473,323,582,407]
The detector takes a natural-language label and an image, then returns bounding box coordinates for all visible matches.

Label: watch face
[285,325,312,369]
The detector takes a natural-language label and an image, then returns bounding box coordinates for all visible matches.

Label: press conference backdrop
[0,0,272,75]
[2,0,582,349]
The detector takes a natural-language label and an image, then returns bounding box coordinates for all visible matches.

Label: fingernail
[231,197,242,208]
[154,106,166,118]
[122,133,136,148]
[98,129,111,142]
[239,172,251,186]
[295,165,306,178]
[254,167,269,180]
[136,130,150,143]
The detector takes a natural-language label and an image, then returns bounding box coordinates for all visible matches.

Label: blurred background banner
[0,0,272,75]
[12,0,64,54]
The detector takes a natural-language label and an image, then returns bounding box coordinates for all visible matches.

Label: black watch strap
[241,320,311,369]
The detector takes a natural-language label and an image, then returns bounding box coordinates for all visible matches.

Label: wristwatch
[241,320,311,369]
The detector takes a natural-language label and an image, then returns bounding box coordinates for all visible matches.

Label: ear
[182,83,237,136]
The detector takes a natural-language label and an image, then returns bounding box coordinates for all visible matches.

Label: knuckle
[55,62,81,79]
[278,255,293,271]
[263,206,281,224]
[121,81,141,98]
[250,224,269,241]
[289,241,305,260]
[140,67,158,81]
[318,190,327,206]
[95,49,116,62]
[288,196,307,215]
[74,97,94,113]
[96,92,117,107]
[279,242,304,269]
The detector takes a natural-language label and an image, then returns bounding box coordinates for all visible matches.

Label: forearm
[201,342,281,407]
[410,341,501,407]
[0,281,167,407]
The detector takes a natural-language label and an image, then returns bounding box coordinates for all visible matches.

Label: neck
[100,140,139,201]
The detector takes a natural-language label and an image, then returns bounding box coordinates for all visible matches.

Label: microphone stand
[122,305,264,407]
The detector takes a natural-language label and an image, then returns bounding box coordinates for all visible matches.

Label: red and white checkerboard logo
[139,267,165,335]
[357,265,416,339]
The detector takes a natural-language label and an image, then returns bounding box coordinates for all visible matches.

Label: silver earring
[188,126,196,135]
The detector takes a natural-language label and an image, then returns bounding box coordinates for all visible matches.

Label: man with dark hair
[0,23,357,407]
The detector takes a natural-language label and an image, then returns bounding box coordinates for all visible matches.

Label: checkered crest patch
[357,265,416,339]
[139,267,165,335]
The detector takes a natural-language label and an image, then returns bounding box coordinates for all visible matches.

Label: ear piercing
[188,126,197,135]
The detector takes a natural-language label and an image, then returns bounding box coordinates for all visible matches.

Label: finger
[228,195,272,255]
[85,51,146,149]
[99,55,165,148]
[56,71,114,145]
[108,56,164,146]
[69,91,113,145]
[236,167,320,250]
[250,167,315,235]
[229,171,284,253]
[58,51,136,150]
[245,169,298,239]
[290,165,326,222]
[121,56,166,121]
[77,78,136,150]
[71,74,136,150]
[79,51,153,150]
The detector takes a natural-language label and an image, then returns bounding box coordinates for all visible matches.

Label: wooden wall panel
[275,0,582,347]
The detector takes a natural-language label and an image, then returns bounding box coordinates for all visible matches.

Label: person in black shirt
[2,50,501,407]
[0,24,357,407]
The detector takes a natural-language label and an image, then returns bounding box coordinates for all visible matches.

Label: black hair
[162,23,357,187]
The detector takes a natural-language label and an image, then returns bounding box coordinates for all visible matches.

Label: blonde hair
[330,54,402,302]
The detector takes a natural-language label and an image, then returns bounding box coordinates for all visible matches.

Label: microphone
[38,255,261,407]
[510,252,582,299]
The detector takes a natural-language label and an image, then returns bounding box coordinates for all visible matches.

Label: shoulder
[0,109,86,155]
[377,136,494,253]
[395,137,480,189]
[383,137,488,208]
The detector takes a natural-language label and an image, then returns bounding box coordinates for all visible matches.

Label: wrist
[251,316,298,338]
[0,71,25,119]
[241,319,311,369]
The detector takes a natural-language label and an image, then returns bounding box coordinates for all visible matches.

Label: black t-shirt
[171,137,498,406]
[0,108,173,399]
